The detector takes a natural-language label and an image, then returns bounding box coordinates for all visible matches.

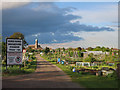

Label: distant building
[27,39,42,50]
[87,51,103,55]
[35,39,38,49]
[112,48,119,51]
[82,51,109,59]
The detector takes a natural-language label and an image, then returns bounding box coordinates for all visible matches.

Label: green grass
[2,58,37,77]
[42,55,119,88]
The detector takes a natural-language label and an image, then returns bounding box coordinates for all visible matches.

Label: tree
[63,47,65,52]
[84,53,96,66]
[44,47,50,54]
[2,42,6,60]
[86,47,93,51]
[101,46,106,52]
[106,47,110,52]
[58,48,61,54]
[77,47,82,51]
[27,47,34,52]
[81,48,86,52]
[68,48,72,51]
[52,49,55,53]
[93,46,101,51]
[78,51,81,57]
[9,32,28,46]
[89,53,96,66]
[70,51,73,57]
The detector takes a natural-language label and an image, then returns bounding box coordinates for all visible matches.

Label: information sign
[7,39,22,52]
[6,38,23,65]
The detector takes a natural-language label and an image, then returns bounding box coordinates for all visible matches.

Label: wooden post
[19,65,21,70]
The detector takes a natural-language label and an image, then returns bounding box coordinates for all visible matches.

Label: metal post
[19,65,21,70]
[6,65,7,71]
[24,60,26,67]
[6,37,8,71]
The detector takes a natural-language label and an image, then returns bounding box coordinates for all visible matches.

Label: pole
[6,65,7,71]
[24,60,26,67]
[19,65,21,70]
[6,37,8,71]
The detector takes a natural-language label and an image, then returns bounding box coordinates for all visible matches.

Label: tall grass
[2,55,37,76]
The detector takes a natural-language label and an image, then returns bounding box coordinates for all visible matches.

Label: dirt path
[2,54,84,88]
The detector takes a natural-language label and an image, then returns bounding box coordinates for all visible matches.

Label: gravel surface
[2,54,85,88]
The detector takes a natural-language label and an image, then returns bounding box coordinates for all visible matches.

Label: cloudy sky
[2,2,118,48]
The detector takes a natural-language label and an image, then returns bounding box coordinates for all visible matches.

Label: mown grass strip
[41,55,119,88]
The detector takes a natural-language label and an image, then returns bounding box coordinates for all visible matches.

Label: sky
[2,2,118,49]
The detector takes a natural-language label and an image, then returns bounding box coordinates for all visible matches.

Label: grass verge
[2,58,37,77]
[42,55,119,88]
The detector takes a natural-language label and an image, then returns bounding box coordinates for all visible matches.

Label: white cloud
[50,32,55,35]
[52,39,57,42]
[1,0,31,10]
[40,26,118,49]
[70,4,118,26]
[32,33,40,37]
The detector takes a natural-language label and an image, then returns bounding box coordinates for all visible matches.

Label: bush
[106,71,118,80]
[93,66,98,69]
[79,71,90,75]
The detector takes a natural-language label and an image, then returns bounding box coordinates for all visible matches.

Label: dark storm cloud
[2,2,114,44]
[26,32,83,44]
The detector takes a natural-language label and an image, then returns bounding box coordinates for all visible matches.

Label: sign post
[6,38,23,69]
[23,49,26,67]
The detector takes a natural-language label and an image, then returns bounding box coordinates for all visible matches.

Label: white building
[83,51,109,55]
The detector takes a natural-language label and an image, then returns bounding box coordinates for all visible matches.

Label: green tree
[63,47,65,52]
[101,46,106,52]
[93,46,101,51]
[70,51,73,57]
[78,51,81,57]
[86,47,93,51]
[9,32,28,46]
[27,47,35,52]
[81,48,86,52]
[68,48,72,51]
[84,53,96,66]
[52,49,55,53]
[44,47,50,54]
[58,48,61,54]
[2,42,6,60]
[77,47,82,51]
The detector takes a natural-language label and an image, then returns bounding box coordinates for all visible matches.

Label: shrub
[93,66,98,69]
[79,71,90,75]
[106,71,118,80]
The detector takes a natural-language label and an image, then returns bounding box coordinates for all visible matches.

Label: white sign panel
[7,39,22,52]
[7,39,23,65]
[7,52,22,65]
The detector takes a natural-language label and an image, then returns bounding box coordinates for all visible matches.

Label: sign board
[7,39,22,52]
[7,38,23,65]
[7,52,22,65]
